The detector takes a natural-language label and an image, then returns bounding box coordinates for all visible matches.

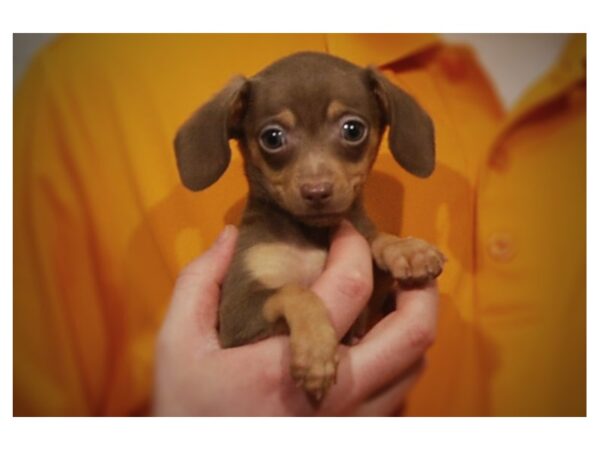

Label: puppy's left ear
[366,68,435,177]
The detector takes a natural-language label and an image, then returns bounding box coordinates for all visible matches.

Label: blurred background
[13,33,569,108]
[12,32,584,417]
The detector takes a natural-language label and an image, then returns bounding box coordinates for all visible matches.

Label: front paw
[374,235,446,287]
[290,328,339,402]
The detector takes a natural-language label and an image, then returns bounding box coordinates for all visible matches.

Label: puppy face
[239,56,384,226]
[175,52,435,226]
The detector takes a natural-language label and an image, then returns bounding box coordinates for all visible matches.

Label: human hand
[152,222,439,416]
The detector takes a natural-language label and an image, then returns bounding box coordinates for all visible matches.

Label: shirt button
[487,232,517,262]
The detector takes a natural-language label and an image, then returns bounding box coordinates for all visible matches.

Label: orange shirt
[14,34,586,416]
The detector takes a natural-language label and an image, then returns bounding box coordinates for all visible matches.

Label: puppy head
[175,52,434,227]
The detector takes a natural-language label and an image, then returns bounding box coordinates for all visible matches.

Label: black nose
[300,182,333,205]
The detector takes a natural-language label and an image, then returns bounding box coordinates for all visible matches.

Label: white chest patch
[244,242,328,290]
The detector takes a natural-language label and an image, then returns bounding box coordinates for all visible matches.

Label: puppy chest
[244,243,327,289]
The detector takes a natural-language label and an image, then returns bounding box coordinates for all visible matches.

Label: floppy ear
[174,76,248,191]
[366,68,435,177]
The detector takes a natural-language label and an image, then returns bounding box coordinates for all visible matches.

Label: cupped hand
[152,222,439,416]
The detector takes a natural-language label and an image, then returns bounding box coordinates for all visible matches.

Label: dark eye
[259,126,286,152]
[341,118,367,143]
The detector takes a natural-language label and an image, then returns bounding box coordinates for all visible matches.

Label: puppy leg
[263,283,339,401]
[371,233,446,287]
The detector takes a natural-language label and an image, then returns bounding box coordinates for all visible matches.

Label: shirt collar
[326,33,440,67]
[500,34,586,135]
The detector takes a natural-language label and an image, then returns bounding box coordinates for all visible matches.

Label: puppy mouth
[297,211,346,227]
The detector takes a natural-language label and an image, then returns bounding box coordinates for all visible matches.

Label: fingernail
[338,220,354,233]
[214,224,234,247]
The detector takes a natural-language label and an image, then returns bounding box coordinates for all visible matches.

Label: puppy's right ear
[174,76,248,191]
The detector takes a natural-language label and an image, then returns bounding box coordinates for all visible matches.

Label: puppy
[174,52,445,401]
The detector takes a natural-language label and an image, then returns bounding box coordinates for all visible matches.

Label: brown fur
[263,283,339,400]
[174,52,445,400]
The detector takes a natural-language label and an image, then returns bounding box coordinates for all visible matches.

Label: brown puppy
[174,52,445,401]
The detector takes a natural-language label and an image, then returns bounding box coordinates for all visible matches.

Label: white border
[3,1,597,449]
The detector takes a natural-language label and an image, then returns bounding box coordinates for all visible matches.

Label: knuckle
[175,265,203,288]
[406,322,436,352]
[172,271,197,297]
[336,268,372,300]
[262,364,285,388]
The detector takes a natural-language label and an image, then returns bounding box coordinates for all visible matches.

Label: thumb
[311,220,373,338]
[167,225,238,345]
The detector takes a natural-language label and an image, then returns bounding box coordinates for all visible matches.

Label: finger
[344,282,438,402]
[216,334,314,414]
[311,221,373,338]
[167,225,238,342]
[352,358,425,416]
